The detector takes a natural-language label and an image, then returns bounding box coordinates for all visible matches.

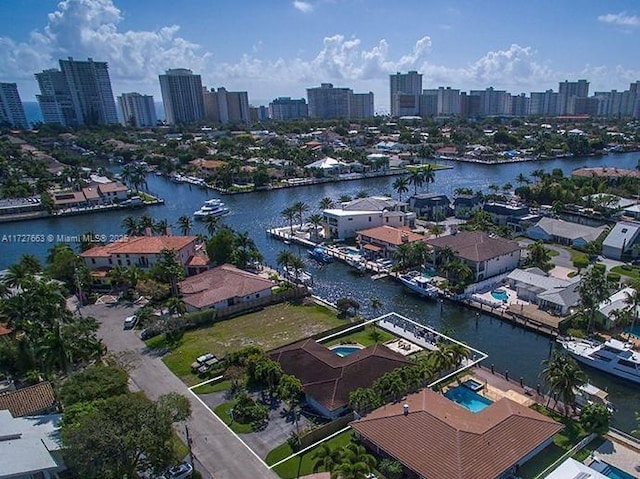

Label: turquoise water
[590,461,636,479]
[491,289,509,301]
[624,325,640,339]
[444,385,493,413]
[331,345,363,357]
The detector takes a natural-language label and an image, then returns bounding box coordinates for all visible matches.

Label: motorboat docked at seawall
[282,265,313,286]
[398,271,439,299]
[193,199,229,219]
[557,336,640,384]
[308,246,334,263]
[575,383,615,413]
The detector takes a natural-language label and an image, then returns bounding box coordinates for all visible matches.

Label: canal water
[1,152,638,431]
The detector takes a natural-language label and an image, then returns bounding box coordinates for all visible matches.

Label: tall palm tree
[139,214,155,234]
[409,169,424,195]
[122,216,140,236]
[201,215,220,236]
[515,172,531,186]
[18,254,42,274]
[153,218,169,235]
[276,250,294,271]
[281,207,297,234]
[392,176,409,202]
[624,283,640,338]
[165,296,187,317]
[292,201,309,231]
[307,214,325,242]
[177,215,193,236]
[2,263,33,289]
[540,352,587,415]
[319,197,334,210]
[422,164,436,192]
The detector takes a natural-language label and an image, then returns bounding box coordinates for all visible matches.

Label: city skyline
[0,0,639,113]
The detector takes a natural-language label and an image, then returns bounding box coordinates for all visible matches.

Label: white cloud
[597,12,640,27]
[0,0,209,92]
[293,1,314,13]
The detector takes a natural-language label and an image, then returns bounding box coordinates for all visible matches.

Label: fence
[463,272,510,295]
[299,413,354,449]
[533,433,596,479]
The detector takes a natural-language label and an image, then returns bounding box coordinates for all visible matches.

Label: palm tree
[165,296,186,317]
[139,214,155,234]
[177,215,193,236]
[540,352,587,415]
[531,169,546,183]
[349,388,383,416]
[153,218,169,235]
[355,190,369,199]
[201,215,220,236]
[292,201,309,231]
[422,164,436,192]
[392,176,409,202]
[624,283,640,338]
[319,197,334,210]
[18,254,42,274]
[312,444,343,473]
[276,250,294,271]
[338,194,352,204]
[409,169,424,195]
[122,216,141,236]
[515,172,531,186]
[281,206,297,234]
[307,214,324,243]
[2,263,33,289]
[334,443,376,479]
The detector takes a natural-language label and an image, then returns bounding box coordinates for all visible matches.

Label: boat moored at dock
[398,271,439,299]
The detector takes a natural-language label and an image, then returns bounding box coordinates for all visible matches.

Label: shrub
[607,272,621,283]
[593,263,606,273]
[232,392,269,426]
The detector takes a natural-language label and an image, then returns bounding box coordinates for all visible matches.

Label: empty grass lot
[146,301,346,385]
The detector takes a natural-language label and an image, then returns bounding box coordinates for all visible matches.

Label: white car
[123,315,138,330]
[164,462,193,479]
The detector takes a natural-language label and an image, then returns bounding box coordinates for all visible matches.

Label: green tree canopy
[59,365,128,407]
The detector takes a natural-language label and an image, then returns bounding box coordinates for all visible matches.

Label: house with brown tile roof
[179,264,275,312]
[356,226,427,259]
[0,382,57,417]
[80,235,197,271]
[351,388,562,479]
[270,339,412,419]
[97,181,128,201]
[427,231,521,281]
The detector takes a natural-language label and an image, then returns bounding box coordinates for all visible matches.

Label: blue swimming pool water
[624,324,640,339]
[590,460,636,479]
[491,289,509,301]
[444,385,493,413]
[343,247,361,255]
[330,345,363,357]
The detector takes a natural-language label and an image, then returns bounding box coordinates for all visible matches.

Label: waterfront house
[350,388,562,479]
[596,287,637,330]
[178,264,275,312]
[427,231,521,282]
[304,156,348,176]
[323,196,415,240]
[453,193,483,219]
[96,181,128,202]
[0,409,66,479]
[270,339,411,419]
[526,217,607,247]
[506,268,581,316]
[80,235,197,271]
[356,226,427,259]
[483,202,529,226]
[601,221,640,260]
[408,193,451,221]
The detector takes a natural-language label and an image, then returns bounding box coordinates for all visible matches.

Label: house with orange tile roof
[97,181,128,201]
[351,388,562,479]
[270,339,412,419]
[80,235,198,271]
[0,382,57,418]
[356,225,427,259]
[179,264,275,312]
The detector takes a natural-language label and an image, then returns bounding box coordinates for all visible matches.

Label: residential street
[85,302,277,479]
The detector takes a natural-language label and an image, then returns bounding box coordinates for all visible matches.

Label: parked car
[160,461,193,479]
[190,353,218,375]
[123,315,138,330]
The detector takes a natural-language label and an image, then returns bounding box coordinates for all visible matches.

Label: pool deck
[592,433,640,477]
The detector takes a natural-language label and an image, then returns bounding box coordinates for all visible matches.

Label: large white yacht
[193,199,229,219]
[558,337,640,384]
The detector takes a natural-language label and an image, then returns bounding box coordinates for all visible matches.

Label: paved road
[86,303,277,479]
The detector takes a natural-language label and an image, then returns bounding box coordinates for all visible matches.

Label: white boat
[283,266,313,285]
[398,271,439,299]
[193,201,229,219]
[557,337,640,384]
[575,383,615,413]
[203,198,223,206]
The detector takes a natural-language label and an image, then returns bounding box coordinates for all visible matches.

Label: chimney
[403,403,409,416]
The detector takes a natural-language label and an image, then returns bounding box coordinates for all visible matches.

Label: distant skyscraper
[350,92,374,119]
[35,58,118,126]
[118,93,157,127]
[558,79,589,115]
[390,71,422,116]
[529,90,559,116]
[0,82,28,129]
[202,87,250,123]
[269,97,308,120]
[468,87,510,116]
[307,83,352,119]
[159,69,205,124]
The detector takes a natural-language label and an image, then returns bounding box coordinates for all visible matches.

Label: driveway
[85,303,277,479]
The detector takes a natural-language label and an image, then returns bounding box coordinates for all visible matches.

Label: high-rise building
[468,87,511,116]
[159,69,205,124]
[59,57,118,125]
[307,83,351,119]
[269,97,308,120]
[510,93,530,117]
[350,92,374,119]
[202,87,250,124]
[557,80,589,115]
[529,90,559,116]
[117,92,157,127]
[35,58,118,126]
[390,71,422,116]
[0,82,28,129]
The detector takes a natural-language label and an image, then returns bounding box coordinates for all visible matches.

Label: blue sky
[1,0,639,113]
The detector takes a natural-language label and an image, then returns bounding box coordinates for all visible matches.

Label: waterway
[1,152,639,431]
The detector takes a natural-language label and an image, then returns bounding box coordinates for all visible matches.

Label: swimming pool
[589,460,636,479]
[444,385,493,413]
[342,247,361,256]
[491,289,509,302]
[624,324,640,339]
[462,379,484,391]
[330,345,364,357]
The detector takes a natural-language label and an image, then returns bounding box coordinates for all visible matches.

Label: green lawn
[191,379,233,395]
[406,163,451,172]
[322,324,396,347]
[170,431,189,461]
[146,301,345,385]
[213,402,254,434]
[611,264,640,280]
[266,430,355,479]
